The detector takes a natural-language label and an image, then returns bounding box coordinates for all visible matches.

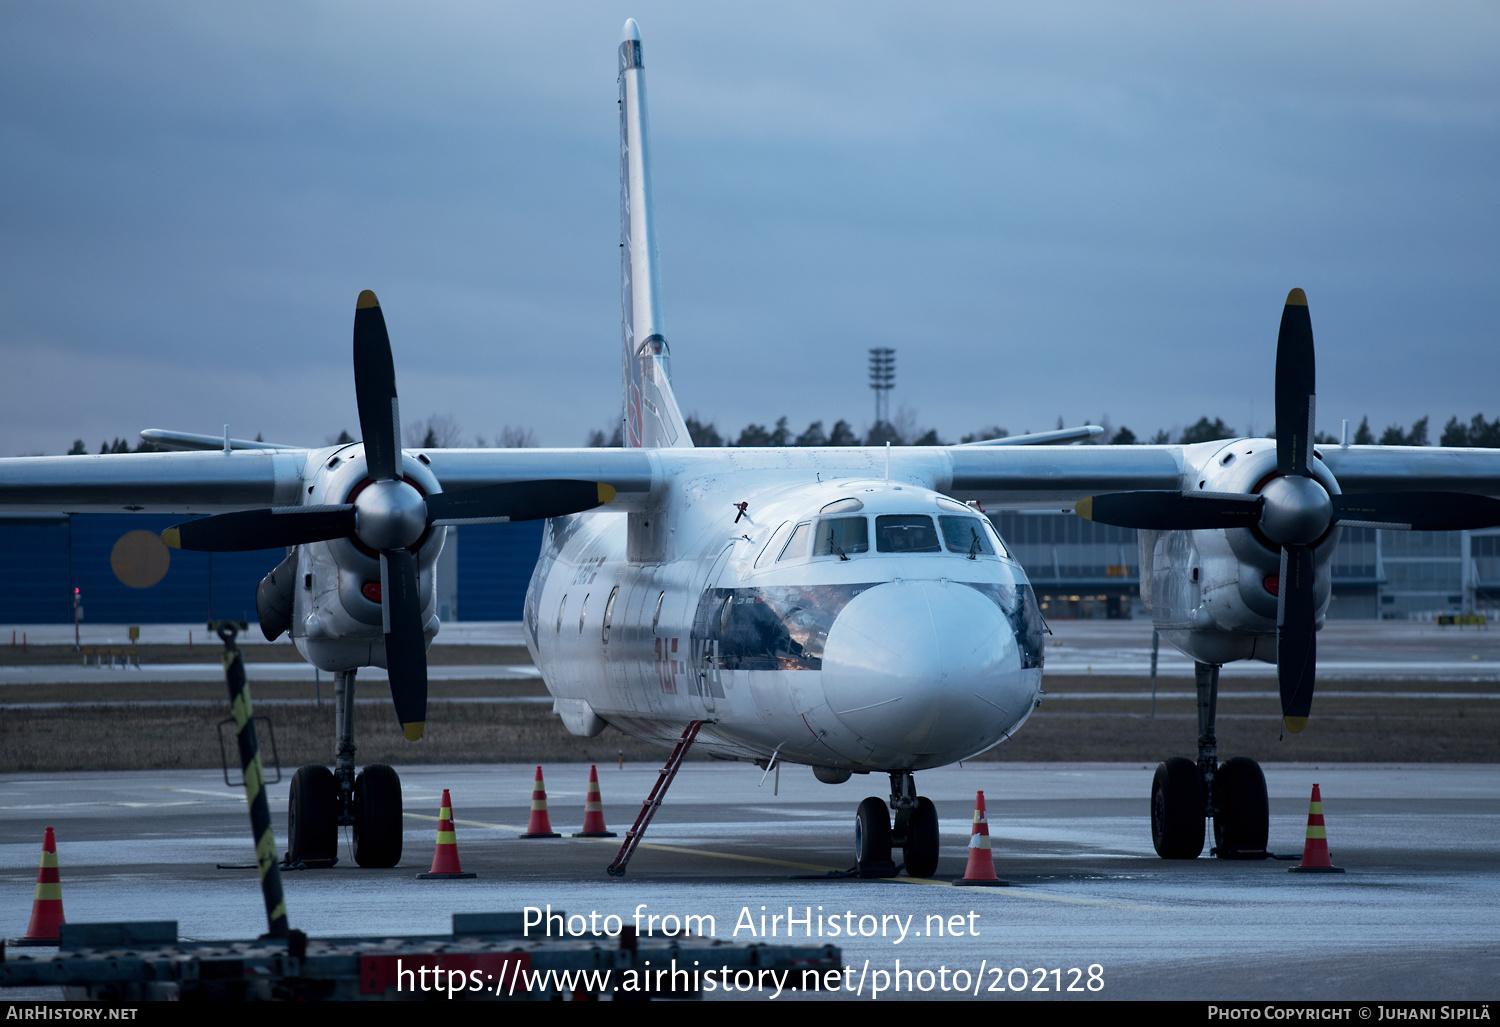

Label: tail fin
[619,19,691,449]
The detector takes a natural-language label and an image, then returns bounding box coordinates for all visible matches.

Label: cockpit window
[981,517,1011,559]
[814,516,868,558]
[939,516,996,558]
[875,514,941,553]
[777,521,810,562]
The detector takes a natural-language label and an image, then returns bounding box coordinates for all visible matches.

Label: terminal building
[1,512,1495,625]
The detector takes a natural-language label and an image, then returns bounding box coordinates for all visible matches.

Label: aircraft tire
[1212,756,1269,859]
[287,764,338,866]
[855,796,893,865]
[353,764,404,868]
[1151,756,1205,859]
[903,796,941,878]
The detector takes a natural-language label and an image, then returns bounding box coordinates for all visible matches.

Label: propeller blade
[425,480,618,525]
[353,290,402,482]
[1076,491,1263,530]
[1275,288,1317,477]
[1277,543,1317,734]
[380,548,427,741]
[1333,491,1500,532]
[162,506,356,552]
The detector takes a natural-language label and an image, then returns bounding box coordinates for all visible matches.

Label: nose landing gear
[853,772,942,878]
[285,668,405,869]
[1150,661,1269,860]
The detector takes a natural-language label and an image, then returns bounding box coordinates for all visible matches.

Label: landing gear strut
[854,772,941,878]
[286,668,404,868]
[1150,661,1269,860]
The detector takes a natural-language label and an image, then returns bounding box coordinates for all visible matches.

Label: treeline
[587,412,1500,448]
[59,411,1500,455]
[587,417,951,448]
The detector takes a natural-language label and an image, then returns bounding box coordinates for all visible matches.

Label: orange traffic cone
[1289,783,1345,874]
[416,789,476,879]
[956,791,1007,886]
[17,827,65,945]
[520,766,560,838]
[573,765,617,838]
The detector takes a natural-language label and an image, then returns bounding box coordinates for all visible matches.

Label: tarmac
[2,618,1497,1001]
[2,761,1498,1001]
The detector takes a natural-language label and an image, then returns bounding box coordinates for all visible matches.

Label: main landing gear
[1151,661,1269,860]
[855,772,941,878]
[286,668,405,869]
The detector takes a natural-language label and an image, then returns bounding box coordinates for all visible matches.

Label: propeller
[162,290,617,741]
[1077,288,1500,733]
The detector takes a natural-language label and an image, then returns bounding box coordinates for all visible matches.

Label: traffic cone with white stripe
[18,827,65,944]
[573,765,617,838]
[416,789,476,879]
[520,766,560,839]
[957,791,1007,886]
[1289,783,1344,873]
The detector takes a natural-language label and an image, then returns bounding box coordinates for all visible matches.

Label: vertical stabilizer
[619,19,691,449]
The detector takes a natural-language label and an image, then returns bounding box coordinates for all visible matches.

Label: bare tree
[405,414,465,448]
[493,425,538,448]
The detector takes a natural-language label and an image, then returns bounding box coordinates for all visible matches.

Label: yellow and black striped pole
[217,621,290,936]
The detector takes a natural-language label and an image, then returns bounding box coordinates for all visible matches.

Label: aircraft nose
[820,580,1031,758]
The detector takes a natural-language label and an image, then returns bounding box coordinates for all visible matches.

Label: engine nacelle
[287,444,446,673]
[1139,439,1340,666]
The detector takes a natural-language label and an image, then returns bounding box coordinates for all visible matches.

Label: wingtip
[357,289,380,310]
[403,721,425,742]
[1285,288,1307,307]
[1075,498,1094,521]
[622,18,640,42]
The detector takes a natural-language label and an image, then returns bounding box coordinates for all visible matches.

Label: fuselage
[523,469,1045,773]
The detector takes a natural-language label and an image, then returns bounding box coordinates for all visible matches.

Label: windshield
[939,516,996,557]
[875,514,941,553]
[815,516,869,557]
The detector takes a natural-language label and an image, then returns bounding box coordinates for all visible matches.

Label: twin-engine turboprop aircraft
[4,20,1500,876]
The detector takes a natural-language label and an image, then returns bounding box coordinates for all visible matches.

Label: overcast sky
[2,2,1496,455]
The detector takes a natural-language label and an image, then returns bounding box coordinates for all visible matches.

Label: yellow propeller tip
[1075,498,1094,520]
[1283,715,1308,734]
[597,483,617,504]
[1285,288,1307,307]
[160,528,181,549]
[403,721,425,742]
[357,290,380,309]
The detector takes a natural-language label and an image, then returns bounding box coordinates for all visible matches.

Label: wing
[0,446,655,515]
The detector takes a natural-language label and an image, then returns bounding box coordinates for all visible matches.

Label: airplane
[4,19,1500,877]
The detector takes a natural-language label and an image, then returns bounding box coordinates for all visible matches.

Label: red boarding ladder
[606,720,704,876]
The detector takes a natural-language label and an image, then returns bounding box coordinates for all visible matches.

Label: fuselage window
[602,585,619,644]
[556,594,568,634]
[939,516,996,558]
[652,591,665,634]
[578,593,589,634]
[755,521,790,569]
[814,516,868,558]
[777,521,811,562]
[875,514,941,553]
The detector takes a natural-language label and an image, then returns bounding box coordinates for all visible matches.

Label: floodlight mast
[869,347,895,429]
